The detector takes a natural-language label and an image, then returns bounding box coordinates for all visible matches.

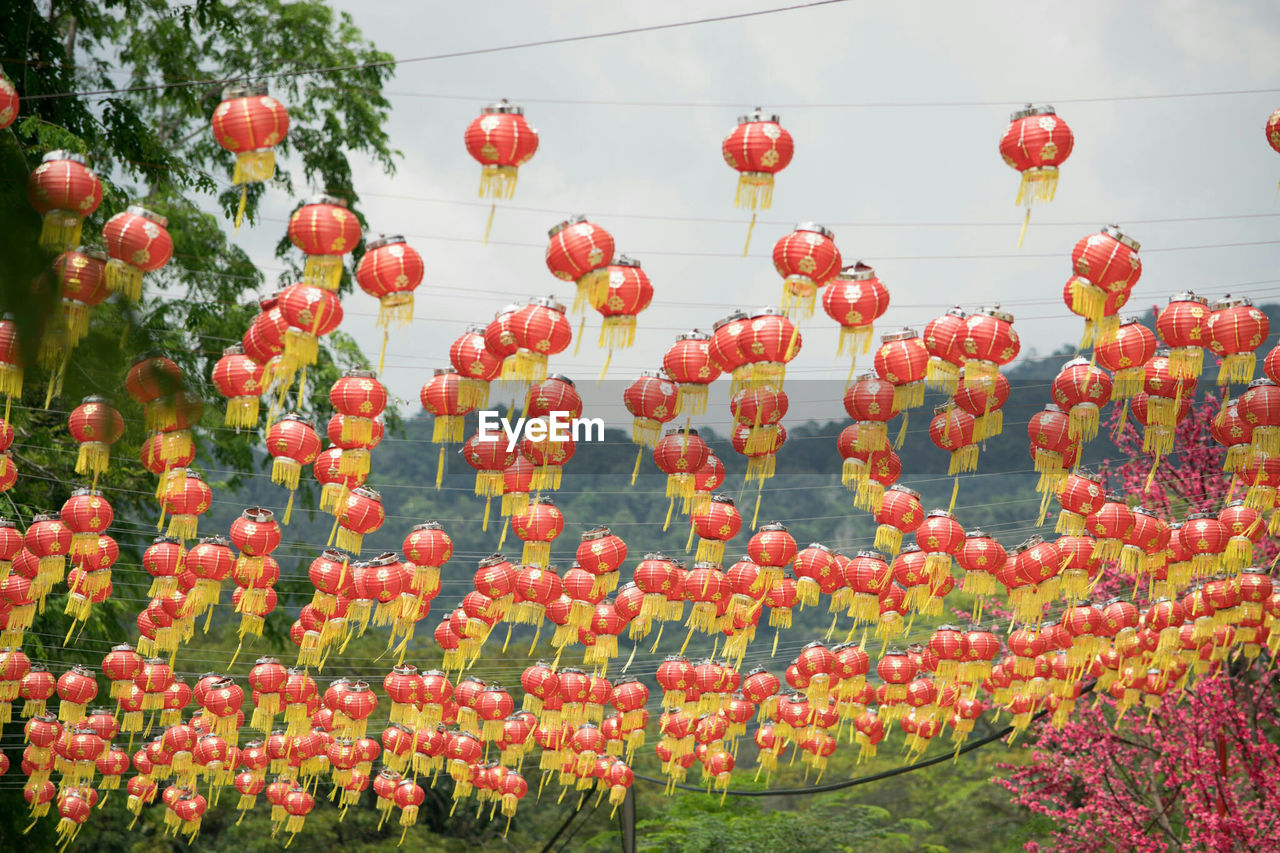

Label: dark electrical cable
[538,799,591,853]
[631,681,1097,797]
[557,798,605,853]
[22,1,851,102]
[373,87,1280,110]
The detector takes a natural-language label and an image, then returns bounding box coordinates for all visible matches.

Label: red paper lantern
[663,332,721,416]
[1095,317,1157,400]
[735,309,801,392]
[692,453,726,513]
[722,108,794,210]
[355,235,425,328]
[955,370,1010,440]
[228,504,281,611]
[928,405,978,475]
[1207,296,1269,385]
[1144,350,1198,432]
[66,396,123,480]
[313,446,366,514]
[1072,225,1141,299]
[999,105,1073,210]
[503,297,572,382]
[842,373,899,460]
[1051,357,1113,443]
[330,370,387,449]
[732,387,787,448]
[281,786,314,839]
[1085,495,1134,564]
[772,223,841,318]
[403,521,452,599]
[653,428,710,513]
[212,345,265,429]
[242,292,288,365]
[288,195,361,291]
[577,527,628,598]
[510,497,564,567]
[463,432,517,525]
[102,206,172,302]
[512,565,562,629]
[185,535,234,623]
[450,326,501,409]
[632,554,676,630]
[54,788,93,846]
[484,304,521,364]
[1212,399,1254,474]
[161,471,211,542]
[1239,378,1280,457]
[0,318,20,402]
[56,664,98,725]
[0,453,14,498]
[791,542,841,609]
[495,455,532,518]
[50,247,109,348]
[1055,471,1106,536]
[522,370,576,425]
[623,372,679,449]
[874,485,923,556]
[0,72,16,130]
[211,83,289,185]
[856,447,901,514]
[874,329,929,411]
[1027,403,1078,493]
[915,510,965,580]
[689,495,742,566]
[958,308,1019,389]
[956,529,1006,602]
[519,423,575,497]
[546,216,615,313]
[840,550,890,625]
[26,151,103,251]
[596,256,653,354]
[418,369,472,451]
[708,311,749,380]
[923,307,968,395]
[465,100,539,198]
[730,420,787,486]
[19,666,55,718]
[335,487,385,555]
[278,282,344,374]
[265,415,320,521]
[65,540,116,620]
[60,488,113,563]
[823,262,891,363]
[1156,292,1211,381]
[1062,270,1136,347]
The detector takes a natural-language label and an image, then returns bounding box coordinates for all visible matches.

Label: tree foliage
[0,0,396,521]
[0,1,396,846]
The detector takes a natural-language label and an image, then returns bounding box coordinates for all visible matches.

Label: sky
[239,0,1280,428]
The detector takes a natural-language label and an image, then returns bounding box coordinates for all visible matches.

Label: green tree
[0,1,394,846]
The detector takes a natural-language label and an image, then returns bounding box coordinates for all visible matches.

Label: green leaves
[0,0,399,525]
[0,13,402,831]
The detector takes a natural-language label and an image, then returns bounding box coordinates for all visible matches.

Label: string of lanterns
[0,80,1277,849]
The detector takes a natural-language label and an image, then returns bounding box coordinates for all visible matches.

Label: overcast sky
[240,0,1280,428]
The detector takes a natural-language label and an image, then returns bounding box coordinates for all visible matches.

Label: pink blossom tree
[997,392,1280,852]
